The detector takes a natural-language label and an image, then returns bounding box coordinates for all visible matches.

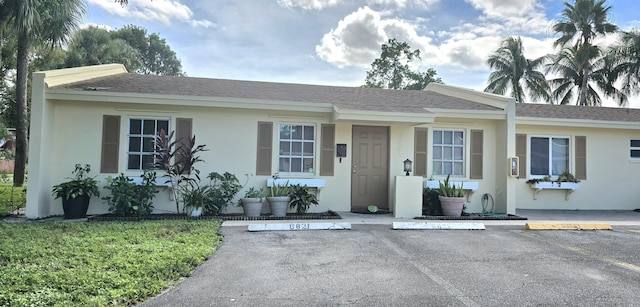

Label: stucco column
[393,176,423,218]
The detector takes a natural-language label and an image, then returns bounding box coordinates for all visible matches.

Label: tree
[10,0,85,186]
[112,25,184,76]
[610,30,640,100]
[551,0,618,106]
[485,36,551,103]
[364,38,442,90]
[65,26,143,72]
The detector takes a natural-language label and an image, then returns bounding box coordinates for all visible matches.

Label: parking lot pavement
[140,225,640,306]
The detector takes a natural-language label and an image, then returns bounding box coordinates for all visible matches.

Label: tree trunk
[14,32,29,187]
[578,66,590,106]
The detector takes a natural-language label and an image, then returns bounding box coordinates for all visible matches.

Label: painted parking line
[628,230,640,233]
[514,230,640,274]
[525,223,612,230]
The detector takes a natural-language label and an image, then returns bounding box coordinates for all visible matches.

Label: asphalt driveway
[140,224,640,306]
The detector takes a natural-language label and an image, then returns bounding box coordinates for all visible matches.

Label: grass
[0,220,222,306]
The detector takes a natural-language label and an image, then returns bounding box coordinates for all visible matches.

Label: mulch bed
[416,214,527,220]
[88,210,342,222]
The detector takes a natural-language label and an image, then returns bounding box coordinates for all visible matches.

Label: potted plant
[438,174,465,216]
[267,174,290,217]
[239,187,267,217]
[102,171,158,217]
[288,184,319,214]
[180,181,209,217]
[51,164,100,219]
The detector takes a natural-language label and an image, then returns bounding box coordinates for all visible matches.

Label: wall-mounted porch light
[403,159,412,176]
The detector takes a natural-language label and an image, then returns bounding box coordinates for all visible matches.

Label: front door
[351,126,389,212]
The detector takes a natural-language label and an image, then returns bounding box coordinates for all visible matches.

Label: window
[432,130,464,176]
[127,118,169,170]
[631,139,640,159]
[278,124,315,173]
[530,136,569,176]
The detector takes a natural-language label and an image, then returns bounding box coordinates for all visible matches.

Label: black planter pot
[62,195,91,219]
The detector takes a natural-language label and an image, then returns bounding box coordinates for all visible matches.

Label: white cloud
[80,23,113,31]
[87,0,213,27]
[277,0,341,10]
[465,0,537,18]
[367,0,440,9]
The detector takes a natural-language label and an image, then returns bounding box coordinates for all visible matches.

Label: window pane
[141,155,154,170]
[530,137,549,175]
[142,137,154,152]
[454,147,463,160]
[443,131,453,144]
[631,140,640,148]
[443,147,453,160]
[291,158,302,172]
[453,162,463,176]
[303,158,313,172]
[129,137,141,152]
[280,125,291,139]
[631,150,640,158]
[454,132,463,145]
[279,141,290,155]
[551,138,569,175]
[433,162,442,175]
[303,142,313,156]
[279,158,289,172]
[433,146,442,159]
[143,120,155,135]
[292,125,302,140]
[157,120,169,134]
[128,155,141,170]
[130,119,141,134]
[303,126,314,140]
[433,131,442,144]
[292,142,302,155]
[443,162,452,176]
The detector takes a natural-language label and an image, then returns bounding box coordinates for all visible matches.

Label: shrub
[288,184,318,214]
[202,172,243,215]
[423,188,442,216]
[102,171,158,217]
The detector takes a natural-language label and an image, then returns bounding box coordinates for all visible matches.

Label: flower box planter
[529,182,580,200]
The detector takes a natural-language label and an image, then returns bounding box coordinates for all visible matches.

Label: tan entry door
[351,126,389,212]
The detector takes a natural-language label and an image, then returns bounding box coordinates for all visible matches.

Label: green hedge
[0,183,26,215]
[0,220,222,306]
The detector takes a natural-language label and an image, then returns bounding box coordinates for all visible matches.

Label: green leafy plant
[0,183,26,216]
[288,184,319,214]
[242,187,267,201]
[438,174,465,197]
[525,175,552,184]
[201,172,243,215]
[154,129,208,213]
[180,180,210,214]
[422,188,442,216]
[269,173,290,197]
[51,164,100,201]
[556,170,580,183]
[102,171,158,217]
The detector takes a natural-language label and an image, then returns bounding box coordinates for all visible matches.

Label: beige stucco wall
[38,98,512,217]
[515,124,640,210]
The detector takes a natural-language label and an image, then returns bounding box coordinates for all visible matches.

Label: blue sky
[84,0,640,106]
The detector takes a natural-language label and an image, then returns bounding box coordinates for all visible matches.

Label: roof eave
[517,116,640,129]
[332,106,435,124]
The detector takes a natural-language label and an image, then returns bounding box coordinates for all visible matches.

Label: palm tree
[11,0,85,186]
[484,36,550,103]
[610,30,640,98]
[552,0,618,106]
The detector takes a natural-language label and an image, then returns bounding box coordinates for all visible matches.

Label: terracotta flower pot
[438,196,464,216]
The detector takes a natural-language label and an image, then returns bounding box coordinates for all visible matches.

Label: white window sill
[130,177,173,187]
[529,182,579,200]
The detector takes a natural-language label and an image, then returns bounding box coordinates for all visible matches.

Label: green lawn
[0,183,26,215]
[0,220,222,306]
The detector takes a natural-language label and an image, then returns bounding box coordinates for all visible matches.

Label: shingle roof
[516,103,640,123]
[53,73,502,114]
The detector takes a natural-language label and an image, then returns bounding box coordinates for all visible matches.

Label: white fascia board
[332,106,435,124]
[426,108,507,120]
[425,83,512,109]
[517,117,640,130]
[45,89,335,113]
[40,64,127,88]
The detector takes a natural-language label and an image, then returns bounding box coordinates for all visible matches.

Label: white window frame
[432,129,465,177]
[127,118,170,171]
[529,135,571,178]
[630,139,640,160]
[277,123,316,175]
